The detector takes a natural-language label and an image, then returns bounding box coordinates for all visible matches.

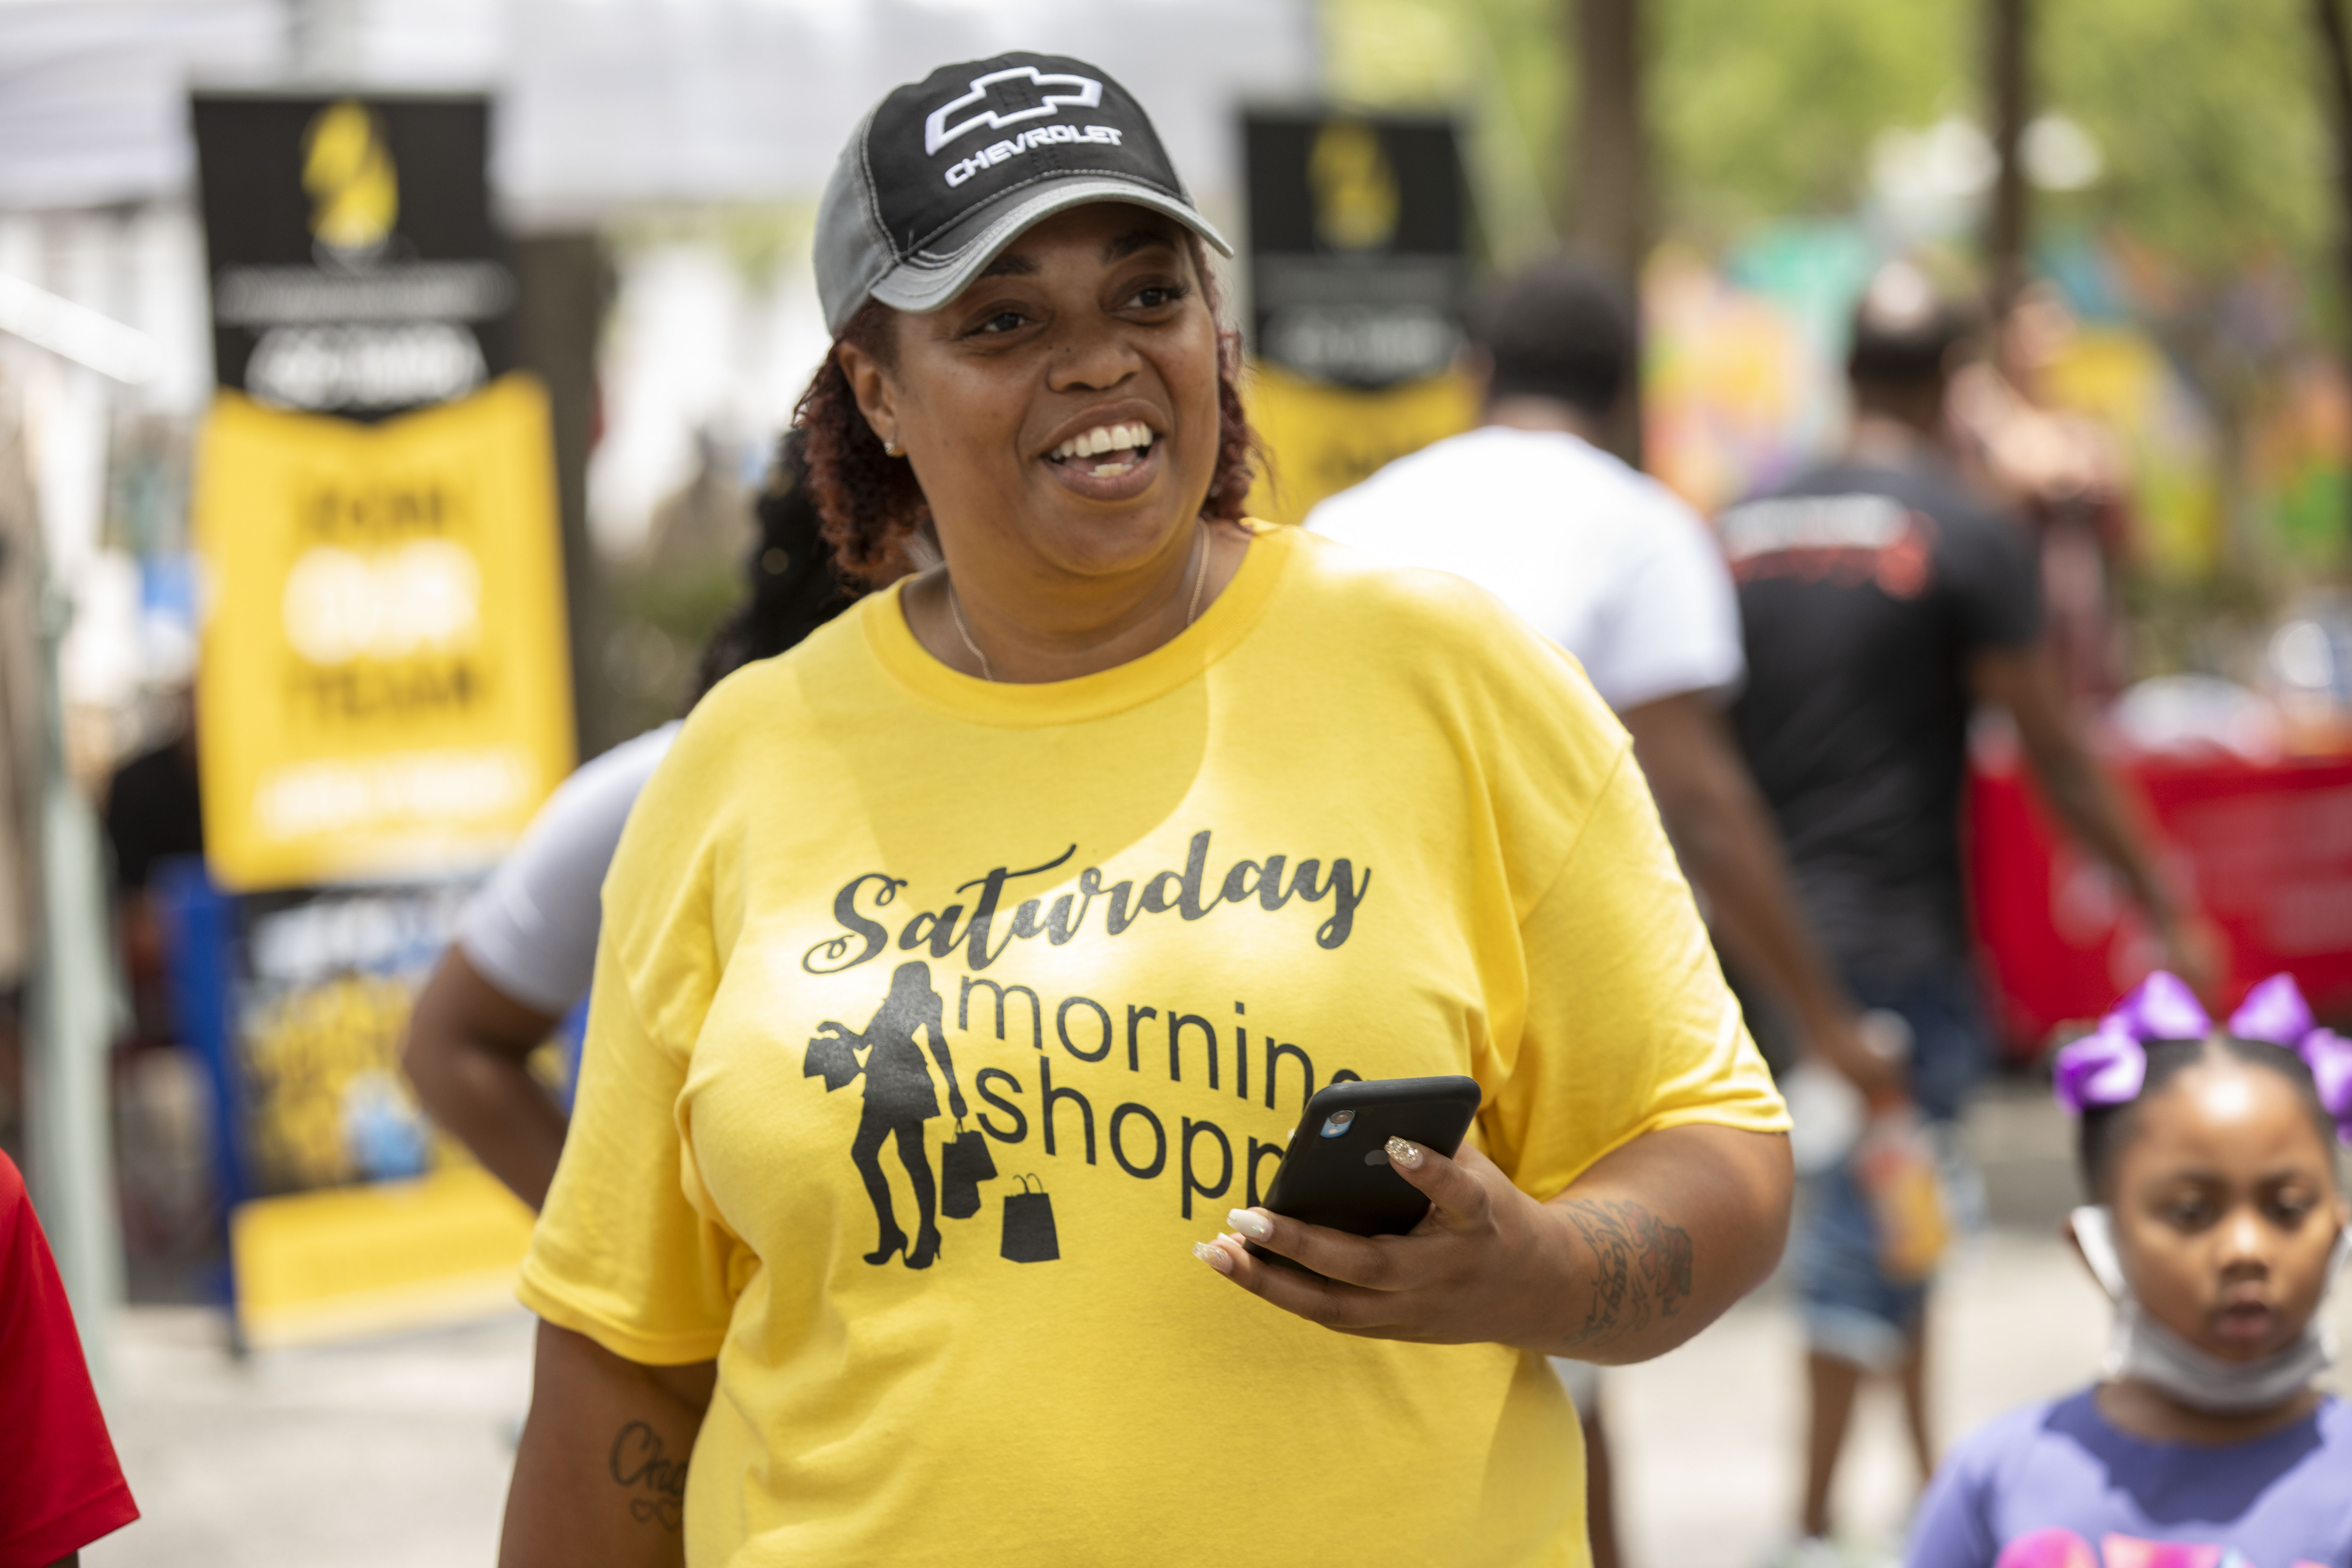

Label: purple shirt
[1907,1389,2352,1568]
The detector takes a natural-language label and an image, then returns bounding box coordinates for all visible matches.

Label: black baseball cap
[814,52,1232,336]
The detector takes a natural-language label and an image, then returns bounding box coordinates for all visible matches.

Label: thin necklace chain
[1185,520,1210,624]
[949,523,1209,684]
[946,582,995,682]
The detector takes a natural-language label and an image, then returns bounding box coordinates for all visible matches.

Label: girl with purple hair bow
[2051,970,2352,1136]
[1906,972,2352,1568]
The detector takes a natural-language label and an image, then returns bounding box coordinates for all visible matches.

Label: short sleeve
[456,723,677,1016]
[517,963,739,1363]
[1482,747,1789,1201]
[1946,507,2040,656]
[1584,498,1744,712]
[516,730,740,1365]
[1903,1433,2001,1568]
[0,1155,139,1568]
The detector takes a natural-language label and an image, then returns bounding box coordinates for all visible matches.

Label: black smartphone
[1245,1074,1482,1266]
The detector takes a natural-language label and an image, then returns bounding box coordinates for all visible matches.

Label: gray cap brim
[869,178,1232,322]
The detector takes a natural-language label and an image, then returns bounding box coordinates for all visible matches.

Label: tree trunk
[1986,0,2030,327]
[1570,0,1648,467]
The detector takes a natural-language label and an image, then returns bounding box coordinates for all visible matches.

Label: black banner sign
[191,92,517,419]
[1241,112,1465,388]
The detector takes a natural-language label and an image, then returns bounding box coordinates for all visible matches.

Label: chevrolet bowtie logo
[925,67,1105,156]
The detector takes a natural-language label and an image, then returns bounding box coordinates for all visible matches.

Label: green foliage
[1321,0,2337,286]
[1651,0,1968,237]
[2039,0,2329,284]
[1324,0,1974,243]
[1321,0,1567,262]
[1323,0,1485,103]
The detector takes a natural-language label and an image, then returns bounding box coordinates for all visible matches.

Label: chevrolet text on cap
[814,51,1232,337]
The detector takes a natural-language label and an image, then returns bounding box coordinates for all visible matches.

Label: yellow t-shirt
[521,521,1787,1567]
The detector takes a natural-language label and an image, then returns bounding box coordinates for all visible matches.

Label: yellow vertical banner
[192,372,574,890]
[1244,361,1476,525]
[1239,111,1474,525]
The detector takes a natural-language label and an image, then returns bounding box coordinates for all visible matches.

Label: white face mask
[2069,1205,2350,1416]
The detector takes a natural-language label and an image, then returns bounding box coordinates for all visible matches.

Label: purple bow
[2051,970,2211,1116]
[2051,1024,2148,1115]
[2229,974,2352,1143]
[2052,969,2352,1142]
[2116,969,2214,1041]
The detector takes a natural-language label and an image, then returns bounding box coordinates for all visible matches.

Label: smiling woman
[796,214,1260,650]
[839,204,1244,686]
[497,50,1793,1568]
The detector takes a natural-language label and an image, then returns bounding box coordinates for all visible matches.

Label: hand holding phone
[1244,1075,1481,1266]
[1195,1072,1599,1350]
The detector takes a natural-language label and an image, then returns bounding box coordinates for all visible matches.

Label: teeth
[1052,422,1153,461]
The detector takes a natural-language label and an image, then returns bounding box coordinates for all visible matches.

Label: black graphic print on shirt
[806,960,971,1268]
[1000,1174,1058,1263]
[802,831,1373,976]
[800,832,1378,1270]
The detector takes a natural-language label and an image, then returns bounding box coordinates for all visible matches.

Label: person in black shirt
[1724,263,2214,1560]
[104,722,204,898]
[102,698,204,1042]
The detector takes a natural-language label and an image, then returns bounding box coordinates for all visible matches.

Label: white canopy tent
[0,0,1320,546]
[0,0,1318,223]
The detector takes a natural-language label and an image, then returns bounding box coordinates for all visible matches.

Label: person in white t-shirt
[402,435,868,1209]
[1311,259,1898,1568]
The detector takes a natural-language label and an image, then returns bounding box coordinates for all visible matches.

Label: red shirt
[0,1151,137,1567]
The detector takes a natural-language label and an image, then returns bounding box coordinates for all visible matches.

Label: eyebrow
[1104,228,1176,262]
[979,252,1040,279]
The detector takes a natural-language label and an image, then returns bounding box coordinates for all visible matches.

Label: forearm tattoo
[609,1420,688,1531]
[1557,1197,1695,1350]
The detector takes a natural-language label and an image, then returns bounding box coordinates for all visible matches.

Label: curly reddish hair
[794,230,1259,586]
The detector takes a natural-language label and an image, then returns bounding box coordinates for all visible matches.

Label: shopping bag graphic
[1000,1173,1059,1262]
[940,1120,997,1220]
[803,1022,862,1092]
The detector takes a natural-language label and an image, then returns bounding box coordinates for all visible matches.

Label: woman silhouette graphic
[819,961,967,1268]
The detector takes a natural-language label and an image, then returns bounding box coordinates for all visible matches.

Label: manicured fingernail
[1386,1136,1423,1168]
[1227,1208,1273,1241]
[1192,1240,1232,1273]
